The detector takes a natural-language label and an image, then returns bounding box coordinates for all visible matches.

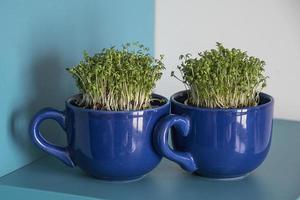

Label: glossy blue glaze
[153,90,274,179]
[30,94,169,181]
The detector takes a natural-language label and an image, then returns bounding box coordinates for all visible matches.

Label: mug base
[89,174,146,183]
[193,172,250,181]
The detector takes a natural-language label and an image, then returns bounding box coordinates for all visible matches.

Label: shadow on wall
[10,51,71,160]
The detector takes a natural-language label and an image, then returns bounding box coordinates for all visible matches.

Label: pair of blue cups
[30,90,274,181]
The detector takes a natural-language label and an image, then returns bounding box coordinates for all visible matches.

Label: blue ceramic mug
[30,94,169,181]
[153,90,274,179]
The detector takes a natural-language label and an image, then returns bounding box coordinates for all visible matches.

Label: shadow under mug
[153,90,274,179]
[30,94,169,181]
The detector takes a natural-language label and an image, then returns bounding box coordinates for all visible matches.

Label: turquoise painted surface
[0,119,300,200]
[0,0,154,177]
[0,185,100,200]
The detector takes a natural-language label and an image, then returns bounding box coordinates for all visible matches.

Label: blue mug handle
[30,108,75,167]
[153,114,197,172]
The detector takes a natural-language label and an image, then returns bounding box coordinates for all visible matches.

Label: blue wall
[0,0,154,177]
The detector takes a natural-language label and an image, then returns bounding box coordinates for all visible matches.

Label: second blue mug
[154,90,274,179]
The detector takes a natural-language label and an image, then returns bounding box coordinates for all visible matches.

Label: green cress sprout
[172,42,267,108]
[67,43,165,111]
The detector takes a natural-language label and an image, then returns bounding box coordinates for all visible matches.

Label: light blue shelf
[0,185,99,200]
[0,119,300,200]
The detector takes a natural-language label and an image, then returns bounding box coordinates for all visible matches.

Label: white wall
[155,0,300,121]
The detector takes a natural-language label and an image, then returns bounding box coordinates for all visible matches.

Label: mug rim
[171,90,274,112]
[66,93,169,114]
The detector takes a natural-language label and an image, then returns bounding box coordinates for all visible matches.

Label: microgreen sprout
[172,42,267,108]
[67,42,165,111]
